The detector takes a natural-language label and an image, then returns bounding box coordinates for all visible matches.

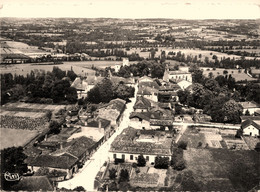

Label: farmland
[176,148,260,191]
[0,128,39,150]
[202,67,256,81]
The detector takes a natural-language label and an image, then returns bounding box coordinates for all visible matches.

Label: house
[138,76,153,83]
[158,85,180,102]
[122,58,129,66]
[97,98,126,128]
[241,119,260,136]
[238,101,260,115]
[51,136,96,165]
[137,87,158,102]
[129,112,151,130]
[114,64,122,73]
[138,81,160,90]
[163,64,192,83]
[85,76,103,92]
[133,96,151,113]
[177,79,193,90]
[81,118,112,141]
[26,153,79,180]
[71,77,88,98]
[11,176,54,191]
[109,128,172,165]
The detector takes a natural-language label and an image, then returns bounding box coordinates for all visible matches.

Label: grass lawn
[181,148,260,191]
[178,127,207,148]
[243,136,260,150]
[0,128,39,149]
[202,67,256,81]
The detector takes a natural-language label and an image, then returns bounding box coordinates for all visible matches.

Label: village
[1,55,259,191]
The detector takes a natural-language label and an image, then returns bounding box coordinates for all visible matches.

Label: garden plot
[130,167,161,188]
[224,138,249,150]
[204,132,223,148]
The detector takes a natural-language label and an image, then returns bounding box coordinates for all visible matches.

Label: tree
[49,120,61,134]
[245,109,250,116]
[1,147,28,190]
[66,87,78,104]
[109,168,117,180]
[119,169,129,183]
[235,129,243,138]
[154,156,169,169]
[222,100,243,123]
[178,141,188,150]
[137,154,146,167]
[73,186,85,191]
[67,70,77,81]
[46,111,52,122]
[204,79,219,91]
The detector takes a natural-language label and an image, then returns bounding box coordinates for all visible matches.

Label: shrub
[132,163,137,168]
[154,156,169,169]
[119,169,129,183]
[178,141,188,150]
[174,159,186,171]
[109,168,117,179]
[137,154,146,167]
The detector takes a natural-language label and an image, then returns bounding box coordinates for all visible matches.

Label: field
[179,148,260,191]
[0,128,39,149]
[124,47,259,61]
[202,67,256,81]
[3,102,67,113]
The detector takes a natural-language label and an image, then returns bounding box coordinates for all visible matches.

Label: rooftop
[110,127,172,156]
[239,101,260,109]
[133,96,151,109]
[12,176,53,191]
[241,119,260,130]
[26,154,78,169]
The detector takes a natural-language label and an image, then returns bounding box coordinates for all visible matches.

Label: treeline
[116,60,165,79]
[1,67,78,105]
[177,65,260,123]
[167,50,260,69]
[86,78,135,104]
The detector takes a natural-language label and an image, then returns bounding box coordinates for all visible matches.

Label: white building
[109,128,172,165]
[122,58,129,66]
[241,119,260,137]
[238,101,260,115]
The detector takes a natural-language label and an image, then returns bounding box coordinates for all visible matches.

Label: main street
[58,84,138,191]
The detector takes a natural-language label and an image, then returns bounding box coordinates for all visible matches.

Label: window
[146,156,149,161]
[113,154,116,159]
[122,154,125,160]
[130,155,133,160]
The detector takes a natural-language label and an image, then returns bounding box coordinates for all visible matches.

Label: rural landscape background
[0,0,260,191]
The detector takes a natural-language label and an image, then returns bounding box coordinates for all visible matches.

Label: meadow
[201,67,256,81]
[0,128,39,150]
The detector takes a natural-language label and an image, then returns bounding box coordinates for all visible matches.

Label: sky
[0,0,260,19]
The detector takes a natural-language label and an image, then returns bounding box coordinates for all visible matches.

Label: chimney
[60,142,63,150]
[98,119,102,129]
[44,134,48,141]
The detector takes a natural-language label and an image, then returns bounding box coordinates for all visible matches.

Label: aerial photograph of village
[0,0,259,191]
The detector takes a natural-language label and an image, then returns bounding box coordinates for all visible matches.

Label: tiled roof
[99,98,126,113]
[134,96,151,109]
[130,112,151,121]
[87,118,111,129]
[239,101,260,109]
[52,136,96,158]
[12,176,53,191]
[71,77,88,91]
[110,127,172,156]
[150,119,173,126]
[139,81,160,89]
[137,87,158,95]
[241,119,260,130]
[169,71,191,75]
[27,154,78,169]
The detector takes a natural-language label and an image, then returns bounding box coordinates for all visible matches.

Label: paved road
[58,84,138,191]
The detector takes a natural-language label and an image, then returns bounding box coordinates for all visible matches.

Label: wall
[129,118,150,129]
[243,125,259,136]
[109,152,171,165]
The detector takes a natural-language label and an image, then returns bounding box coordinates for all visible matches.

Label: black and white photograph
[0,0,260,191]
